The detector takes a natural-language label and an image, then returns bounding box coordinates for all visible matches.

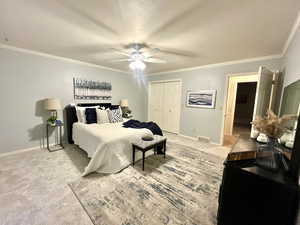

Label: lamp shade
[44,98,62,110]
[120,99,129,107]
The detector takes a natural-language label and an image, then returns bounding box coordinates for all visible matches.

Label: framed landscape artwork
[186,90,216,108]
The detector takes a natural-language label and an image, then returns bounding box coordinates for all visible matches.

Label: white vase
[256,133,269,143]
[285,140,294,149]
[251,129,260,139]
[280,132,290,144]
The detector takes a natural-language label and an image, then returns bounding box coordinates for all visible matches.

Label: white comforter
[73,122,153,176]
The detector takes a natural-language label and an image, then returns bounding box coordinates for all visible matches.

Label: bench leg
[142,151,145,171]
[164,141,167,158]
[132,146,135,166]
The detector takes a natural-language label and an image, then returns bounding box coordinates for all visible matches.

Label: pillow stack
[75,105,123,124]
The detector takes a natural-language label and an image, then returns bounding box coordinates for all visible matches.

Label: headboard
[65,103,119,144]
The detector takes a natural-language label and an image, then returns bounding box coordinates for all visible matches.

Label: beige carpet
[69,142,224,225]
[0,133,228,225]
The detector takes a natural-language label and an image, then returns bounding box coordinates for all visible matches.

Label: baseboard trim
[210,141,222,146]
[0,144,55,158]
[178,133,199,141]
[178,133,222,146]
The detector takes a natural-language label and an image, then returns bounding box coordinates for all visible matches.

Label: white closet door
[149,82,164,127]
[162,81,181,133]
[149,80,181,134]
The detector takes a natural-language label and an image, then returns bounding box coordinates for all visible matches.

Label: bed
[65,103,153,176]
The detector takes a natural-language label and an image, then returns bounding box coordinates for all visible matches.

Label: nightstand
[46,123,64,152]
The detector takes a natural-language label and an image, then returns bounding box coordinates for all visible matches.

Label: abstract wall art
[73,78,112,101]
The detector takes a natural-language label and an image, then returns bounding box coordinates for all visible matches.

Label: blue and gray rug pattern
[69,142,223,225]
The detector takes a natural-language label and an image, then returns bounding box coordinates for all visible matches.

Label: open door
[269,71,280,111]
[250,66,275,138]
[224,77,238,136]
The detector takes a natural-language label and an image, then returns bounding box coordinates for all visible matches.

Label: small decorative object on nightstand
[46,121,64,152]
[120,99,133,118]
[132,135,167,171]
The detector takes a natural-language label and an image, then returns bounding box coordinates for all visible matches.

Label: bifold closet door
[149,82,164,128]
[162,81,181,133]
[149,81,181,133]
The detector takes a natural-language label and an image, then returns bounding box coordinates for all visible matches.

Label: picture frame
[186,90,216,108]
[73,78,112,101]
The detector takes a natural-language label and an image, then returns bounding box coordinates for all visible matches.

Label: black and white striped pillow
[108,107,123,123]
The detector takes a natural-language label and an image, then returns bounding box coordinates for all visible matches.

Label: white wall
[282,26,300,87]
[0,47,147,154]
[148,58,282,144]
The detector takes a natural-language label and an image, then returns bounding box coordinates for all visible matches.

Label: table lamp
[120,99,132,118]
[44,98,62,125]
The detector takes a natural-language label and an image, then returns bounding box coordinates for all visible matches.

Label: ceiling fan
[107,43,193,71]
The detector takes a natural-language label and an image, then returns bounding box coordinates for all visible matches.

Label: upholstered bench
[132,135,167,170]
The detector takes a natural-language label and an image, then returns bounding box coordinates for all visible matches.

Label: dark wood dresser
[217,140,300,225]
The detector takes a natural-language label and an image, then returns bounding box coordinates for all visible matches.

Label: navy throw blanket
[123,119,164,154]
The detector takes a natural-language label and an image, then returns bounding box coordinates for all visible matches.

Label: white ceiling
[0,0,300,74]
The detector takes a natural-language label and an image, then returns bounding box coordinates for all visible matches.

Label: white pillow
[75,106,98,123]
[96,108,110,124]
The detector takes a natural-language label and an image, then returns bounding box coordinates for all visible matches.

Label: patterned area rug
[69,142,224,225]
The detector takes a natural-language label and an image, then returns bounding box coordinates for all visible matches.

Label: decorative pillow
[85,108,97,124]
[75,106,98,123]
[108,107,123,123]
[96,109,110,124]
[75,107,86,123]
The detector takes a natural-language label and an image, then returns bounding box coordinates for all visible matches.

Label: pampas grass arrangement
[251,110,297,138]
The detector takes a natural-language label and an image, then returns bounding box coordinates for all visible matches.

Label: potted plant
[252,110,297,142]
[47,115,57,126]
[251,110,297,170]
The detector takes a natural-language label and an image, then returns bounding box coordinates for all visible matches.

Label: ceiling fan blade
[147,45,197,57]
[110,58,131,62]
[156,49,195,57]
[144,57,167,63]
[109,48,131,56]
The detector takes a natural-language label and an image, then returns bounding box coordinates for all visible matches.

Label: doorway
[233,82,257,139]
[223,67,278,147]
[223,74,258,147]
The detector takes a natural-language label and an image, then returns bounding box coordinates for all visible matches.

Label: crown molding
[147,54,282,76]
[0,43,131,74]
[282,11,300,57]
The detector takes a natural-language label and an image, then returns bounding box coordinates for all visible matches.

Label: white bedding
[72,122,153,176]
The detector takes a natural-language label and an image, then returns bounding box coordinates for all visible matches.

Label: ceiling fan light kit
[109,43,171,72]
[129,60,146,70]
